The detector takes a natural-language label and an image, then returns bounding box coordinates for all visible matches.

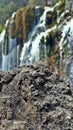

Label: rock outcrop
[0,61,73,130]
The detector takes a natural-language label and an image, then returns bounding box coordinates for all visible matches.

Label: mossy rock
[25,7,35,33]
[54,0,65,14]
[17,33,22,39]
[3,41,6,54]
[0,24,3,34]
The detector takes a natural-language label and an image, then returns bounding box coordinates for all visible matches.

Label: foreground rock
[0,61,73,130]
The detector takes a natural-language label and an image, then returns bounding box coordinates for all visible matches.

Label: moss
[10,21,17,39]
[17,33,22,39]
[5,17,17,39]
[3,40,6,54]
[25,7,35,34]
[0,24,3,34]
[3,36,7,55]
[15,8,25,32]
[14,6,44,44]
[54,0,65,14]
[46,0,65,28]
[2,34,6,54]
[15,7,35,43]
[15,7,26,43]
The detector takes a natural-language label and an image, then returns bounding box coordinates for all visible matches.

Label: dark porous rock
[0,61,73,130]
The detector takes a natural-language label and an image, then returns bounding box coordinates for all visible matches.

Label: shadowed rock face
[0,61,73,130]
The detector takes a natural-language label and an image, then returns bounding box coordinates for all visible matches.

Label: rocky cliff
[0,61,73,130]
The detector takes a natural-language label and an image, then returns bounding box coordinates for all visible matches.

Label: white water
[0,20,9,70]
[0,30,5,45]
[59,18,73,95]
[20,6,54,65]
[0,12,20,71]
[20,0,63,65]
[0,19,9,43]
[2,43,20,71]
[59,18,73,63]
[0,1,62,70]
[11,12,16,19]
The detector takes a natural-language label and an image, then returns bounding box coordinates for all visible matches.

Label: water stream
[60,19,73,95]
[20,6,54,65]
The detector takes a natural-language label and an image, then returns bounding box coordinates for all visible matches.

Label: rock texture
[0,61,73,130]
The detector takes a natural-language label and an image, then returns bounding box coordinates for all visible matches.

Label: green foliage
[0,24,3,34]
[17,33,22,39]
[0,0,28,26]
[28,0,45,6]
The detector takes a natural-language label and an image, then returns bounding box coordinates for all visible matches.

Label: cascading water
[60,18,73,95]
[20,6,54,65]
[0,0,69,72]
[59,19,73,61]
[0,0,62,71]
[0,30,5,44]
[0,12,21,71]
[58,10,70,65]
[1,6,48,71]
[0,20,8,70]
[20,0,62,65]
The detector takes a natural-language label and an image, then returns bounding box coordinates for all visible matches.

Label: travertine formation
[0,61,73,130]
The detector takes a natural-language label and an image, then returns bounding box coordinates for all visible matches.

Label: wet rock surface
[0,61,73,130]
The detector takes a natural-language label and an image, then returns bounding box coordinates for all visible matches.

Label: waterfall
[0,1,67,71]
[0,12,21,71]
[0,19,9,43]
[0,30,5,44]
[59,19,73,62]
[59,18,73,95]
[20,0,62,65]
[0,20,9,70]
[20,6,54,65]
